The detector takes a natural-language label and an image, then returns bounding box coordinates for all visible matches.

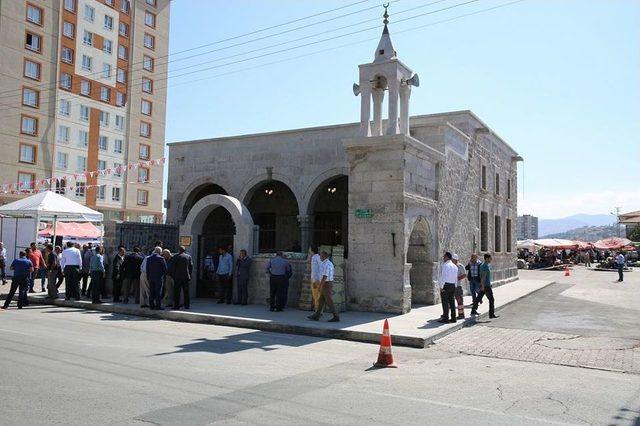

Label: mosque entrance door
[196,206,236,298]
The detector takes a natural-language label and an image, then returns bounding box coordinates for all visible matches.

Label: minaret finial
[383,3,389,26]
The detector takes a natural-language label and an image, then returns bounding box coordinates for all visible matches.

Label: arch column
[371,88,385,136]
[358,86,372,137]
[399,84,411,136]
[386,79,400,135]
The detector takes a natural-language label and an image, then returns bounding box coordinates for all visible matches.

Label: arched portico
[180,181,229,222]
[406,216,435,305]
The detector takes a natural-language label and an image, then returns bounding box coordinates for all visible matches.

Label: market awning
[517,239,539,250]
[533,239,579,249]
[573,241,594,250]
[38,222,102,239]
[594,237,633,250]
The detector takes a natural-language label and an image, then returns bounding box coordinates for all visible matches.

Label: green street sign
[355,208,373,218]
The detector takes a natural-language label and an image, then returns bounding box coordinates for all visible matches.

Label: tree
[628,225,640,242]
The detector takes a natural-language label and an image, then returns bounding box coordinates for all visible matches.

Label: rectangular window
[99,111,109,127]
[60,73,72,90]
[137,189,148,206]
[141,99,152,115]
[102,63,111,78]
[75,182,85,197]
[494,215,502,252]
[57,152,68,169]
[80,80,91,96]
[115,92,125,106]
[118,22,129,37]
[58,125,70,143]
[24,59,41,80]
[142,77,153,93]
[507,178,512,200]
[143,33,155,49]
[506,218,512,252]
[98,159,106,170]
[143,55,154,71]
[104,15,113,30]
[120,0,130,14]
[83,4,94,22]
[59,99,70,116]
[76,156,86,172]
[113,162,122,177]
[22,87,39,108]
[481,164,487,190]
[115,115,125,131]
[18,172,35,190]
[118,44,128,60]
[61,46,73,63]
[64,0,75,13]
[116,68,126,84]
[138,167,149,183]
[480,211,488,252]
[79,105,89,121]
[63,22,74,38]
[55,179,67,194]
[145,11,156,28]
[105,0,114,6]
[25,31,42,52]
[99,135,108,150]
[139,144,150,160]
[21,115,38,135]
[139,122,151,138]
[145,0,157,6]
[112,187,121,201]
[78,129,88,147]
[103,39,112,54]
[113,139,123,153]
[97,185,106,200]
[19,144,36,164]
[83,30,93,46]
[100,86,110,102]
[81,54,92,71]
[495,173,500,195]
[26,3,43,25]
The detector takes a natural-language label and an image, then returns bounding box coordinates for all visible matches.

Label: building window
[118,44,128,60]
[76,156,86,172]
[143,33,155,49]
[22,87,39,108]
[99,111,110,127]
[120,0,130,14]
[116,68,126,84]
[481,164,487,190]
[60,73,72,90]
[104,14,113,30]
[100,87,111,102]
[118,22,129,37]
[64,0,75,13]
[495,173,500,195]
[83,30,93,46]
[55,178,67,194]
[80,80,91,96]
[480,211,488,252]
[59,99,70,116]
[75,182,85,197]
[142,77,153,93]
[139,122,151,138]
[105,0,114,6]
[115,92,125,106]
[58,125,70,143]
[63,22,75,38]
[97,185,106,200]
[145,0,157,6]
[139,144,150,160]
[113,162,122,177]
[113,139,123,153]
[494,215,502,252]
[102,63,111,78]
[137,190,148,206]
[138,167,149,183]
[143,55,154,71]
[61,46,73,63]
[81,54,92,71]
[144,11,156,28]
[26,3,43,26]
[98,136,108,151]
[83,5,94,22]
[21,115,38,135]
[115,115,125,131]
[19,144,36,164]
[507,178,512,200]
[25,31,42,52]
[506,218,512,252]
[24,59,41,80]
[103,39,113,54]
[18,172,35,190]
[78,130,88,147]
[79,105,89,121]
[98,160,106,171]
[112,187,121,201]
[57,152,68,169]
[141,99,152,116]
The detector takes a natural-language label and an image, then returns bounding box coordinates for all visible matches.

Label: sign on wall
[355,208,373,219]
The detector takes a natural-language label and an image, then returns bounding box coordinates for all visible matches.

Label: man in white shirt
[452,254,467,320]
[0,241,7,285]
[309,247,323,310]
[60,242,82,301]
[438,252,459,324]
[307,251,340,322]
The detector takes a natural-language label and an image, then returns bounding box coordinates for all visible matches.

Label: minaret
[353,5,419,137]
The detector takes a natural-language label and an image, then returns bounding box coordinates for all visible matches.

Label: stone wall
[246,254,307,308]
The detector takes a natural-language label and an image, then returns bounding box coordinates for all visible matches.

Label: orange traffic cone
[374,319,397,368]
[564,265,570,276]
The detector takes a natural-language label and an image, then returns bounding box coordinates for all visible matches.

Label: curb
[23,280,556,349]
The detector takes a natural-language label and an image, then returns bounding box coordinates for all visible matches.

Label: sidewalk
[19,271,554,348]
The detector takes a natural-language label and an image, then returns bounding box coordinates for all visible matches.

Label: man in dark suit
[169,246,193,310]
[121,247,144,304]
[145,247,167,310]
[111,246,126,302]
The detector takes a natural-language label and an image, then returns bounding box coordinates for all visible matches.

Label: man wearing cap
[438,252,458,324]
[452,254,467,319]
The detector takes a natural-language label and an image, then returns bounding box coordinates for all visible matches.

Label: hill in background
[539,214,614,236]
[544,224,623,241]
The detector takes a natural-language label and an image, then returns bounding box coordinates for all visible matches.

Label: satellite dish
[406,73,420,87]
[352,83,360,96]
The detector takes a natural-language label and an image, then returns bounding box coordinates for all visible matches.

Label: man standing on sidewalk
[0,241,7,285]
[438,252,458,324]
[616,251,626,282]
[111,246,125,302]
[170,246,193,310]
[44,244,59,299]
[309,247,322,311]
[471,253,497,318]
[216,247,234,304]
[452,254,467,320]
[465,253,482,306]
[60,242,82,301]
[307,251,340,322]
[265,251,291,312]
[1,251,33,310]
[121,247,144,304]
[146,247,167,310]
[27,243,45,293]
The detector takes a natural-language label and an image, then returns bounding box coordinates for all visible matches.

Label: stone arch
[303,171,349,253]
[239,173,303,214]
[406,216,435,305]
[300,166,349,215]
[179,178,229,222]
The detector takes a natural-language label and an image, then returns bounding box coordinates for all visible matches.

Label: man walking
[307,251,340,322]
[121,247,144,304]
[438,252,458,324]
[309,247,322,310]
[265,251,291,312]
[452,254,467,320]
[235,249,252,305]
[169,246,193,310]
[616,251,626,282]
[471,254,497,318]
[60,242,82,301]
[1,251,33,310]
[216,246,233,304]
[0,241,7,285]
[111,246,125,302]
[466,253,482,306]
[145,247,167,310]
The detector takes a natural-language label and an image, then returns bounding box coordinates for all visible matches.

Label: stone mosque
[167,10,520,314]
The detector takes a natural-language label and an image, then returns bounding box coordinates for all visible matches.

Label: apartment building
[0,0,169,222]
[517,214,539,240]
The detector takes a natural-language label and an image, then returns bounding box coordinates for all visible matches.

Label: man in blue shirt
[2,251,33,310]
[265,251,292,312]
[216,247,233,304]
[470,253,497,318]
[616,252,626,282]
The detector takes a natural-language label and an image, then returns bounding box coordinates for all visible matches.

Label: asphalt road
[0,268,639,425]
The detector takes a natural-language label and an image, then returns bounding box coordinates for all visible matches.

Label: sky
[165,0,640,220]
